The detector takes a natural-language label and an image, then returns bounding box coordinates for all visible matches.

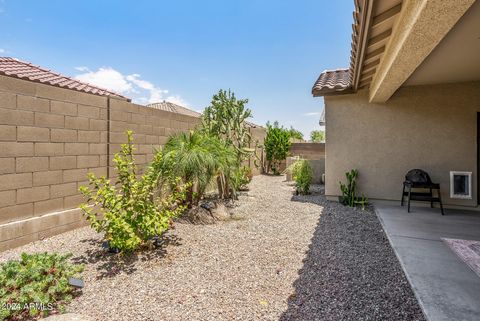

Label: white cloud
[126,74,169,104]
[74,67,188,106]
[303,112,322,116]
[75,67,133,93]
[0,48,5,53]
[165,95,189,106]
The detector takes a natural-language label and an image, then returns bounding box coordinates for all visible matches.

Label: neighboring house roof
[0,57,128,99]
[147,101,202,118]
[312,0,403,97]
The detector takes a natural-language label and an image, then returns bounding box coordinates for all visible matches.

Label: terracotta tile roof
[312,69,351,96]
[0,57,128,99]
[147,101,202,118]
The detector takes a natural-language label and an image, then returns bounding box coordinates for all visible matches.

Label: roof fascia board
[352,0,374,92]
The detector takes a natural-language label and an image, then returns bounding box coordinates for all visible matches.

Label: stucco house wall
[325,81,480,207]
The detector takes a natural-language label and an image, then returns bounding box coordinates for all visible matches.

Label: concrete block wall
[108,99,200,174]
[0,75,265,251]
[286,143,326,184]
[0,75,110,250]
[290,143,325,160]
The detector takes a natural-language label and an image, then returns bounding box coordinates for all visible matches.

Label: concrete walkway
[375,204,480,321]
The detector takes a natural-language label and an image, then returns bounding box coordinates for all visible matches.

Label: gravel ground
[0,175,425,321]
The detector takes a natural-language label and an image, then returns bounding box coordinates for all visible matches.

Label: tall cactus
[202,89,255,164]
[201,89,257,198]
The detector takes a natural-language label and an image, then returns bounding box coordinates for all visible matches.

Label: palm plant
[162,130,236,206]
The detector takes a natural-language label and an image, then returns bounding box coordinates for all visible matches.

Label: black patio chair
[401,169,444,215]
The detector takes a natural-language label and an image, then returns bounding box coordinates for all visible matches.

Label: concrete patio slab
[375,204,480,321]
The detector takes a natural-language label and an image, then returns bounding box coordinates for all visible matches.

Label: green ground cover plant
[0,252,83,320]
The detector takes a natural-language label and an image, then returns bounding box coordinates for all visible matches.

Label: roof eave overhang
[350,0,374,93]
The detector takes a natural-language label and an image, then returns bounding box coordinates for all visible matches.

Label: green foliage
[162,130,237,205]
[339,169,368,209]
[264,121,291,175]
[202,89,255,164]
[80,131,186,253]
[201,89,258,198]
[287,159,313,195]
[0,252,83,319]
[231,166,253,191]
[310,130,325,142]
[288,127,304,141]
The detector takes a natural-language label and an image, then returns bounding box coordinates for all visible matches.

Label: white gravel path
[1,175,424,321]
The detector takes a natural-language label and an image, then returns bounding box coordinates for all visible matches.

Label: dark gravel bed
[280,185,426,321]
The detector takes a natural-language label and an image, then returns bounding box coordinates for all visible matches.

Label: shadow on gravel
[281,186,425,321]
[71,233,182,279]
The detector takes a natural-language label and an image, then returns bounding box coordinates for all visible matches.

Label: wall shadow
[71,233,181,279]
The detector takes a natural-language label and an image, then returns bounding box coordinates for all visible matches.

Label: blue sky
[0,0,353,138]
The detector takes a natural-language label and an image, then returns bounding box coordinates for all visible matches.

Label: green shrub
[264,121,291,175]
[0,252,83,320]
[339,169,368,209]
[231,166,253,191]
[80,131,187,253]
[310,130,325,142]
[288,159,313,195]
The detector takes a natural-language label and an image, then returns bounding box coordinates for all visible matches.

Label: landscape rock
[185,206,216,224]
[210,202,230,221]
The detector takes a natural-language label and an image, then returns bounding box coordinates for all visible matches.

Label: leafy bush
[310,130,325,142]
[288,159,313,195]
[264,121,291,174]
[0,252,83,320]
[288,127,304,141]
[339,169,368,209]
[231,166,253,191]
[162,130,237,205]
[80,131,186,253]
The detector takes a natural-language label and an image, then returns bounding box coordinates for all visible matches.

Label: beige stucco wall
[325,81,480,207]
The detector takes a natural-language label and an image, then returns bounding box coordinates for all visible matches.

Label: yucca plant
[162,130,237,206]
